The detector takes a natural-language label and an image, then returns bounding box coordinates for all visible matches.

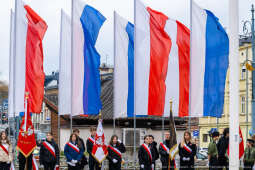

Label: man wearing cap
[208,131,219,170]
[243,139,255,170]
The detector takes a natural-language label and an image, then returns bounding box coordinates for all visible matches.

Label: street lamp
[242,4,255,136]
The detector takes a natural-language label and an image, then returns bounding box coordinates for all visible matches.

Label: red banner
[17,99,37,157]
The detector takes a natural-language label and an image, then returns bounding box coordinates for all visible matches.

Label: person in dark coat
[86,126,100,170]
[208,131,220,170]
[107,135,126,170]
[64,133,84,170]
[39,132,60,170]
[178,131,197,170]
[18,152,32,170]
[217,128,229,170]
[149,135,159,170]
[159,132,175,170]
[138,135,154,170]
[243,139,255,170]
[73,129,87,169]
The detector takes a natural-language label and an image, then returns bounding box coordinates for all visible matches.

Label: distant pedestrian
[208,131,220,170]
[217,128,229,170]
[243,139,255,170]
[107,135,126,170]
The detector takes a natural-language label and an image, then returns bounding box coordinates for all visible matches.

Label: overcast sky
[0,0,254,82]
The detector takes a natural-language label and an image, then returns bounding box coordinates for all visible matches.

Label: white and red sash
[0,144,16,170]
[183,143,192,153]
[142,144,152,162]
[67,142,80,153]
[88,137,95,144]
[43,141,56,158]
[160,142,169,154]
[108,145,122,158]
[32,155,39,170]
[0,144,9,156]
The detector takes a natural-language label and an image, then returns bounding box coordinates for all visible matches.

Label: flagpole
[189,0,193,133]
[113,11,116,135]
[162,116,164,141]
[229,0,239,169]
[70,0,74,134]
[58,9,64,147]
[8,9,13,140]
[168,100,173,170]
[133,0,137,169]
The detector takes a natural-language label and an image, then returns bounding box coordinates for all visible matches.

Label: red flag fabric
[24,5,47,113]
[17,98,37,157]
[91,119,108,163]
[227,127,244,159]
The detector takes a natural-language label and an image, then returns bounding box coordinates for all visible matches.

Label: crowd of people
[0,127,255,169]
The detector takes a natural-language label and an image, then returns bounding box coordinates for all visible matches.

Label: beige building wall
[198,43,252,148]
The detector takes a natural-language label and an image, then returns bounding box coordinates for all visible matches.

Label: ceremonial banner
[17,97,36,157]
[92,119,108,163]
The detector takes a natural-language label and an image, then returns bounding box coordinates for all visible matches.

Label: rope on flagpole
[168,100,172,170]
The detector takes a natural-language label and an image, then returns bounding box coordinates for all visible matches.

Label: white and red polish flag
[134,0,190,117]
[10,0,47,114]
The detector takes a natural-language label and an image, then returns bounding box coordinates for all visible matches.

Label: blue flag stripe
[203,10,229,118]
[80,5,106,115]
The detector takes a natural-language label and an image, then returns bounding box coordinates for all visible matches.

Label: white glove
[118,139,122,143]
[71,159,77,164]
[152,164,154,169]
[7,161,10,164]
[112,159,118,163]
[141,164,144,168]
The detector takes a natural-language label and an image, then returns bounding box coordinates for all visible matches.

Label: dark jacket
[149,141,159,163]
[159,140,170,165]
[138,144,153,170]
[107,142,126,170]
[39,139,60,165]
[178,141,196,168]
[217,136,229,158]
[64,141,84,162]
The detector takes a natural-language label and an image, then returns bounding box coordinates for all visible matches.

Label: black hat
[211,131,219,138]
[247,139,254,144]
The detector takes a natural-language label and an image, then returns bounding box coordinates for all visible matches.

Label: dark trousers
[162,160,175,170]
[109,162,121,170]
[68,164,82,170]
[209,157,218,170]
[0,162,10,170]
[43,162,56,170]
[89,156,100,170]
[19,154,32,170]
[218,156,228,170]
[244,162,253,170]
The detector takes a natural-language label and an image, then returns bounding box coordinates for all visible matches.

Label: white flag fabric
[58,10,71,115]
[114,12,135,118]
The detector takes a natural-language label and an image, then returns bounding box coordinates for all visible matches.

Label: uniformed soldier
[217,128,229,170]
[208,131,219,170]
[243,139,255,170]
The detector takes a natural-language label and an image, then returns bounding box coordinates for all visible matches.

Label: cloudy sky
[0,0,254,82]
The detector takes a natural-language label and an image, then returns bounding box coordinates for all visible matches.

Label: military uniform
[208,140,218,170]
[243,146,255,170]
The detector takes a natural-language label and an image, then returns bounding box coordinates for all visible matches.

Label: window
[241,68,246,80]
[241,96,245,113]
[203,134,208,143]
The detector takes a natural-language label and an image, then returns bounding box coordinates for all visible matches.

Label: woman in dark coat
[107,135,126,170]
[179,131,197,170]
[138,135,154,170]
